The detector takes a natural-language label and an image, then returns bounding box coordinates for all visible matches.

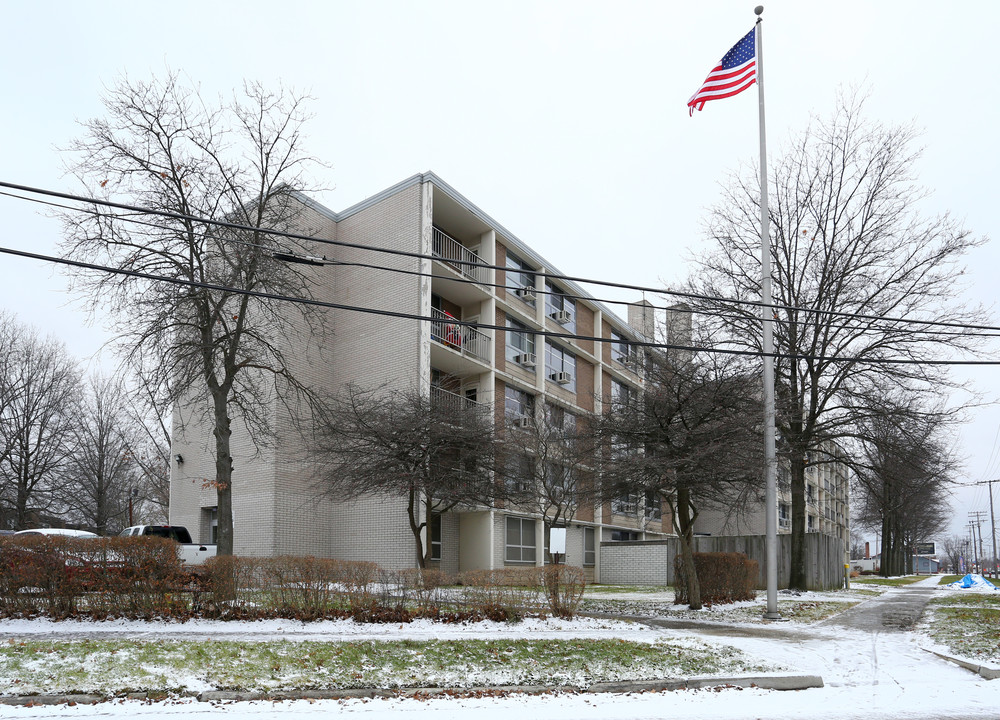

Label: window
[584,527,595,566]
[611,329,632,365]
[505,252,536,302]
[778,503,790,529]
[545,461,573,499]
[612,492,639,515]
[504,453,534,493]
[611,379,633,410]
[806,483,816,505]
[644,491,662,521]
[545,342,577,391]
[505,516,536,564]
[545,282,576,331]
[545,403,576,435]
[504,386,535,421]
[505,318,536,363]
[610,530,639,542]
[807,514,816,533]
[430,513,442,561]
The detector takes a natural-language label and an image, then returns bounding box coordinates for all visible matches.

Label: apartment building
[168,172,670,580]
[693,438,851,553]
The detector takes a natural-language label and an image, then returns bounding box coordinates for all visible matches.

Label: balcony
[430,385,489,413]
[430,307,491,367]
[432,227,489,286]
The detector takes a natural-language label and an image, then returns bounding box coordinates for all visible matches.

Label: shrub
[0,535,184,618]
[674,552,758,606]
[458,568,546,621]
[543,565,586,618]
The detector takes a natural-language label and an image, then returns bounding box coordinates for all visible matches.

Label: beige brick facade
[169,173,661,578]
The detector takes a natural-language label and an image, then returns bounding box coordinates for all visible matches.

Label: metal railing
[430,385,488,413]
[432,227,490,286]
[430,307,491,363]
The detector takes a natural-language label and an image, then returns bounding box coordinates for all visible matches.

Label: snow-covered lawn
[5,576,1000,719]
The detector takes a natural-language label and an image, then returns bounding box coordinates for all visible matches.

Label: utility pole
[970,511,988,570]
[969,520,980,572]
[974,480,999,577]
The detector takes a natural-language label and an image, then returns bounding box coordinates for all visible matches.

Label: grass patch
[0,637,779,697]
[580,595,859,624]
[850,576,926,587]
[938,575,963,585]
[583,585,672,595]
[925,594,1000,662]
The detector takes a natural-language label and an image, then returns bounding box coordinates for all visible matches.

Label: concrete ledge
[0,694,104,706]
[0,675,825,706]
[925,648,1000,680]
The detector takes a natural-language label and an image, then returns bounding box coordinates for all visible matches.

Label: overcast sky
[2,0,997,548]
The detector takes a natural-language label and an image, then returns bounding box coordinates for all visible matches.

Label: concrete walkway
[819,575,941,632]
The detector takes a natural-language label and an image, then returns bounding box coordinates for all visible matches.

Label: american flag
[687,28,757,115]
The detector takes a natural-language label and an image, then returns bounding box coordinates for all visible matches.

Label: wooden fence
[600,533,846,591]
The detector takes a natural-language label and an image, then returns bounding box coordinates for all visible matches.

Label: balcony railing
[430,307,491,363]
[430,385,488,413]
[432,227,489,286]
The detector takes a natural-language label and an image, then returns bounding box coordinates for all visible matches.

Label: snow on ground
[4,576,1000,718]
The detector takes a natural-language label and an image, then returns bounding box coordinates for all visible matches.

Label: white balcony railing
[429,385,488,413]
[430,308,491,363]
[432,227,489,286]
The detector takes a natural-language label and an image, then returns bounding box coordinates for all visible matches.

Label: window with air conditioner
[545,282,576,330]
[505,318,536,367]
[504,385,535,424]
[611,329,633,366]
[778,503,790,529]
[505,252,536,304]
[545,342,576,392]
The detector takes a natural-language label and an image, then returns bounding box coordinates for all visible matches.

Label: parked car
[14,528,99,538]
[119,525,217,566]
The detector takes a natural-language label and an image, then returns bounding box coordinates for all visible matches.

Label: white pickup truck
[120,525,217,566]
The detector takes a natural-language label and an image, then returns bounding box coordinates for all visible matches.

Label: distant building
[692,439,851,561]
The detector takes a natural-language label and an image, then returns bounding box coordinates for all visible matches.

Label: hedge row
[0,537,585,621]
[674,551,758,605]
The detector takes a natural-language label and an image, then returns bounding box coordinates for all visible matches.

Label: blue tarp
[948,573,998,589]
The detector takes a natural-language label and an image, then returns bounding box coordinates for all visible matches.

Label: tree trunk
[676,487,701,610]
[789,451,807,590]
[212,389,235,556]
[406,486,427,569]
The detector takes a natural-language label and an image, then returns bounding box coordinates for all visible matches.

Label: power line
[3,242,1000,367]
[3,179,999,337]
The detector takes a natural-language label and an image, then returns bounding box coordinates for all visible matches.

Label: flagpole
[755,5,780,620]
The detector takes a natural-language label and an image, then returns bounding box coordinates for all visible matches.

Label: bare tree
[940,534,966,574]
[497,402,598,561]
[59,73,325,554]
[0,322,81,530]
[313,384,499,568]
[688,92,985,589]
[598,350,762,609]
[121,356,175,525]
[851,397,955,576]
[59,374,145,535]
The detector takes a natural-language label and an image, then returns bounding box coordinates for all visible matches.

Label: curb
[924,648,1000,680]
[0,675,824,706]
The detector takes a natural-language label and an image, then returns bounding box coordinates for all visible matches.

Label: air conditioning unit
[514,352,536,368]
[551,371,572,385]
[549,310,571,324]
[514,416,532,428]
[516,287,536,302]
